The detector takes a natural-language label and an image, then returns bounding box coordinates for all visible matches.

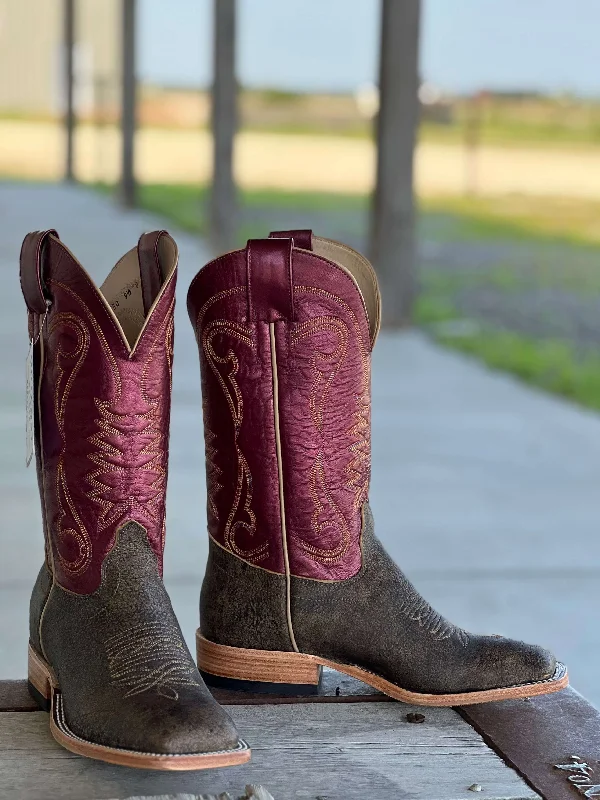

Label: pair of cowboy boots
[21,228,568,770]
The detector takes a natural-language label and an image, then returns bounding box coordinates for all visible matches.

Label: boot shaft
[188,230,380,580]
[21,230,177,594]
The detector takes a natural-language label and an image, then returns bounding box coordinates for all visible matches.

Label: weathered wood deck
[2,671,598,800]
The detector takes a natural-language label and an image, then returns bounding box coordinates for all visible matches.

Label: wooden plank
[369,0,421,326]
[63,0,76,182]
[7,677,596,798]
[0,680,38,712]
[0,703,537,800]
[210,0,238,252]
[459,688,600,800]
[120,0,137,207]
[108,788,273,800]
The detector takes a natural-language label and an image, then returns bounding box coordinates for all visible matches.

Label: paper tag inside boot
[26,340,34,467]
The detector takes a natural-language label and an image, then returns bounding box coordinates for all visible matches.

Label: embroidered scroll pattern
[87,399,165,529]
[86,301,172,536]
[203,398,223,523]
[56,463,92,575]
[290,288,372,564]
[48,312,93,575]
[202,319,268,562]
[48,282,124,578]
[346,369,371,510]
[291,315,352,563]
[106,621,201,700]
[297,287,371,515]
[139,302,172,532]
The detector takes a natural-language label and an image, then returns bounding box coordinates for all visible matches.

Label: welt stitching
[53,692,248,756]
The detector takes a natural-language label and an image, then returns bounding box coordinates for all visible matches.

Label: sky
[139,0,600,97]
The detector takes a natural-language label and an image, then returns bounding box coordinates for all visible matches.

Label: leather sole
[28,645,251,770]
[197,631,569,707]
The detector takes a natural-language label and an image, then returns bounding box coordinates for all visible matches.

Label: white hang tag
[26,340,34,467]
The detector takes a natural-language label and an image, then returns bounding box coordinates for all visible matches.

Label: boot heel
[28,644,56,712]
[197,631,323,696]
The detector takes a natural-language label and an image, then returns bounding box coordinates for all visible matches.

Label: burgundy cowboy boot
[22,229,249,769]
[189,230,568,706]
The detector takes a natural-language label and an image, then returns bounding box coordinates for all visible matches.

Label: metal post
[64,0,76,182]
[210,0,238,251]
[121,0,136,207]
[370,0,422,327]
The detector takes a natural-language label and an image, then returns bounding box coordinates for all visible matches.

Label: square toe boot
[188,230,568,706]
[21,230,249,769]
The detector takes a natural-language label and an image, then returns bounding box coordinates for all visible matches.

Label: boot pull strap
[138,230,168,314]
[20,229,59,314]
[269,229,313,250]
[247,238,295,322]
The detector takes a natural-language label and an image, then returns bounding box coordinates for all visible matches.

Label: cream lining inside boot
[99,236,177,347]
[310,236,381,343]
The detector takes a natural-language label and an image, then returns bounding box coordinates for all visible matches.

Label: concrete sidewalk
[1,183,598,706]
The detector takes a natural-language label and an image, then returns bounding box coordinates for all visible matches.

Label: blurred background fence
[2,0,600,408]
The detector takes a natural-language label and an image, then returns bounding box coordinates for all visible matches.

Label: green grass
[139,183,209,234]
[439,328,600,411]
[415,291,600,411]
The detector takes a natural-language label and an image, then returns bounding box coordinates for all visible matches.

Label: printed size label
[109,278,140,312]
[26,341,34,467]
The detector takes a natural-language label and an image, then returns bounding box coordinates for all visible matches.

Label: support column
[121,0,136,207]
[210,0,238,251]
[64,0,76,182]
[370,0,422,327]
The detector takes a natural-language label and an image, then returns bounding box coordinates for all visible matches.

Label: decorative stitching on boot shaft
[202,319,268,563]
[47,284,122,583]
[291,316,351,564]
[56,462,93,575]
[190,263,372,581]
[85,302,172,534]
[49,312,93,576]
[287,289,371,567]
[296,287,371,514]
[203,398,223,524]
[41,275,174,593]
[50,312,90,432]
